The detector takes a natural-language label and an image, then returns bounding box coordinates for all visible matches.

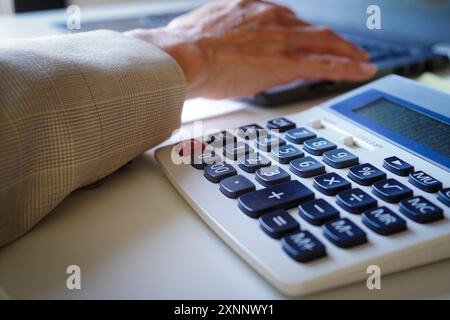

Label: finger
[256,0,311,26]
[227,26,369,61]
[285,53,377,81]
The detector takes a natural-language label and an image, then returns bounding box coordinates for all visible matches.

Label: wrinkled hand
[125,0,376,99]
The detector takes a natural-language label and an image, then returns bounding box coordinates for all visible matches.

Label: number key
[204,162,237,183]
[285,127,316,144]
[271,144,304,164]
[323,148,359,168]
[266,117,296,132]
[290,157,325,178]
[256,165,291,187]
[303,137,337,156]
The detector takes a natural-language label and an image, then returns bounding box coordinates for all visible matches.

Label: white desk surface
[1,2,450,300]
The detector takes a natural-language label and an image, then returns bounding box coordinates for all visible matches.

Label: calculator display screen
[354,98,450,159]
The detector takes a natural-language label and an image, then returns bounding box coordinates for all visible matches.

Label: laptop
[61,0,450,106]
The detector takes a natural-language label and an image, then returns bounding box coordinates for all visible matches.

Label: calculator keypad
[196,118,447,263]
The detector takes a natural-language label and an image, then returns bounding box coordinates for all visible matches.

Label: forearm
[0,30,186,247]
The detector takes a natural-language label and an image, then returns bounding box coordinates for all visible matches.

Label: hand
[125,0,376,99]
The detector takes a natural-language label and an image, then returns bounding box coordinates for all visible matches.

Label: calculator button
[256,165,291,187]
[303,137,337,156]
[271,144,304,164]
[176,139,205,156]
[204,162,237,183]
[383,156,414,176]
[362,207,407,235]
[259,210,300,239]
[237,124,264,140]
[289,157,325,178]
[313,172,351,196]
[219,175,255,199]
[336,188,377,214]
[205,131,236,148]
[408,171,442,193]
[298,199,340,226]
[238,153,271,173]
[347,163,386,186]
[191,150,220,170]
[438,188,450,207]
[238,180,315,218]
[266,117,296,132]
[256,134,286,152]
[322,148,359,169]
[223,142,253,160]
[372,179,413,203]
[399,196,444,223]
[282,231,327,262]
[323,218,367,248]
[285,127,316,144]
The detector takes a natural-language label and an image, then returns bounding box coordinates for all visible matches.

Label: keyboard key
[303,137,337,156]
[372,178,413,203]
[362,207,407,235]
[383,156,414,176]
[438,188,450,207]
[256,134,286,152]
[237,124,264,140]
[408,171,442,193]
[322,148,359,168]
[205,131,236,148]
[219,175,255,199]
[323,218,367,248]
[191,150,220,170]
[266,117,296,132]
[259,210,300,238]
[256,165,291,187]
[290,157,325,178]
[238,153,271,173]
[336,188,377,214]
[285,127,316,144]
[313,172,351,196]
[298,199,339,226]
[204,162,237,183]
[400,196,444,223]
[238,180,315,218]
[223,142,253,160]
[176,139,205,156]
[282,231,327,262]
[347,163,386,186]
[271,144,304,164]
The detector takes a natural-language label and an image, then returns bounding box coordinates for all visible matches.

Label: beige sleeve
[0,30,187,247]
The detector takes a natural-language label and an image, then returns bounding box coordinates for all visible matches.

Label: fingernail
[361,63,377,75]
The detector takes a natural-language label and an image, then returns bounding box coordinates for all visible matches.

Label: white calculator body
[156,75,450,296]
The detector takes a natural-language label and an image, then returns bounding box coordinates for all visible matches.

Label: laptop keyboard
[178,117,446,263]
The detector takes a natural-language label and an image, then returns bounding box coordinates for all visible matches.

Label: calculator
[155,75,450,296]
